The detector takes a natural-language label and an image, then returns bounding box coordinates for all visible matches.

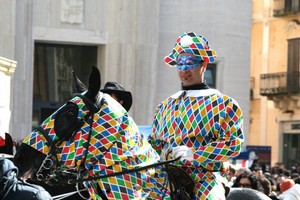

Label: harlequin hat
[164,31,217,66]
[100,82,132,112]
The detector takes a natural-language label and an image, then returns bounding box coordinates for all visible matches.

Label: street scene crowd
[225,161,300,199]
[1,31,300,200]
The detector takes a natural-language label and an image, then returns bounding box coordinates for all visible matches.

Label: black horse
[12,66,176,199]
[13,66,256,200]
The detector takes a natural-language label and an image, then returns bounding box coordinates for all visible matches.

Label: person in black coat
[0,158,52,200]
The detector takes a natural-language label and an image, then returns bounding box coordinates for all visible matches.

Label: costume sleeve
[148,104,164,156]
[193,99,244,163]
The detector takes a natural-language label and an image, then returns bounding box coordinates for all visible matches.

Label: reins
[67,156,181,184]
[52,188,88,200]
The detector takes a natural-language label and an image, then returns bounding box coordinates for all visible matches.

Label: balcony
[260,71,300,110]
[260,71,300,95]
[273,0,300,17]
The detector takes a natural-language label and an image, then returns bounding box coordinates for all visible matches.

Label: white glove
[172,146,194,161]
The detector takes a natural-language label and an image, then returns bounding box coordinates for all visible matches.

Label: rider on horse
[148,31,244,200]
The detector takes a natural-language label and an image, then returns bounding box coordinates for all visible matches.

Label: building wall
[3,0,161,139]
[251,0,271,157]
[251,0,281,166]
[0,0,252,150]
[157,0,252,147]
[0,0,16,58]
[251,0,300,166]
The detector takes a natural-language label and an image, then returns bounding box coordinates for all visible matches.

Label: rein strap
[68,157,181,184]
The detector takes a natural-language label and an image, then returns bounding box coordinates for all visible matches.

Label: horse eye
[66,110,76,118]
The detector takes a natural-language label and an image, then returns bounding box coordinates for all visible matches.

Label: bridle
[34,93,104,186]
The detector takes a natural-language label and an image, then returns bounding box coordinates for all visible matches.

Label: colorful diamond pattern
[23,95,166,199]
[150,92,244,199]
[164,32,217,67]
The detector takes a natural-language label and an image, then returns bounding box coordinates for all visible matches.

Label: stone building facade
[0,0,251,153]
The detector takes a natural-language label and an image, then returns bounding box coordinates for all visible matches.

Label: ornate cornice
[0,57,17,76]
[268,94,300,111]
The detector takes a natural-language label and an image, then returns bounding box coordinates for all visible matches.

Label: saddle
[164,164,195,200]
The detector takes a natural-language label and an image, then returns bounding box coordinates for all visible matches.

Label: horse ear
[85,66,101,100]
[73,71,87,93]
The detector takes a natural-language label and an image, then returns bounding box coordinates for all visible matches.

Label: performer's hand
[172,146,193,161]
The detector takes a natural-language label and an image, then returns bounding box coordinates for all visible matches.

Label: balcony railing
[273,0,300,16]
[260,71,300,96]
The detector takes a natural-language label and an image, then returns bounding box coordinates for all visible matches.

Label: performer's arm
[193,100,244,163]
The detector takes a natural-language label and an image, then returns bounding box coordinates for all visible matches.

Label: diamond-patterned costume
[23,94,166,200]
[149,89,244,200]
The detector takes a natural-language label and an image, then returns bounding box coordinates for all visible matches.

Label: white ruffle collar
[170,89,220,98]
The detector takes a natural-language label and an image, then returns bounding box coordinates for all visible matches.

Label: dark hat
[100,82,132,111]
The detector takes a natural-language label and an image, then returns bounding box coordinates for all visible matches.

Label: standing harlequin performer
[148,31,244,200]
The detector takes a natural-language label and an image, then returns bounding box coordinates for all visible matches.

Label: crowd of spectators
[225,162,300,200]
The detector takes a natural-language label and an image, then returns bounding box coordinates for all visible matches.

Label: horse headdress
[14,67,166,199]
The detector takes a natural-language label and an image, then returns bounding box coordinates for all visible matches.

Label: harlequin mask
[176,55,203,71]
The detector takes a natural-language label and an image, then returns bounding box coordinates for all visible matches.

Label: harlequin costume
[148,32,244,200]
[22,92,165,199]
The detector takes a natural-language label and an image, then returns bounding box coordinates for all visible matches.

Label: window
[32,43,97,128]
[284,0,300,12]
[287,38,300,92]
[283,133,300,169]
[205,63,216,88]
[287,38,300,72]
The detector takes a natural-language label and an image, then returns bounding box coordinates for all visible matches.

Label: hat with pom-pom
[164,32,217,66]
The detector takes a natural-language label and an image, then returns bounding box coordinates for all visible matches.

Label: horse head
[14,66,162,199]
